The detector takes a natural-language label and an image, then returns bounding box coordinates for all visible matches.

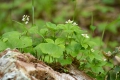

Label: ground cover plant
[0,0,120,80]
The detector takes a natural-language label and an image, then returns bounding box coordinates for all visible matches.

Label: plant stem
[91,12,93,26]
[32,0,34,26]
[101,22,107,48]
[73,0,77,21]
[11,0,14,27]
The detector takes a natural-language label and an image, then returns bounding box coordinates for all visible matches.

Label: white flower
[23,15,25,17]
[25,21,28,24]
[26,17,29,21]
[22,15,30,24]
[22,18,25,21]
[72,22,78,26]
[81,34,89,38]
[91,49,94,52]
[65,19,73,24]
[65,19,78,26]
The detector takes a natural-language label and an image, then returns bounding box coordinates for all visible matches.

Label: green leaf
[59,57,72,66]
[57,24,65,30]
[71,43,81,57]
[2,31,21,48]
[96,60,107,66]
[66,41,82,57]
[81,43,88,49]
[22,46,33,53]
[105,62,114,68]
[46,22,57,30]
[92,66,104,74]
[89,53,95,61]
[39,28,48,35]
[2,31,21,38]
[2,31,32,48]
[74,43,81,52]
[95,74,106,80]
[66,42,81,57]
[34,45,43,56]
[55,38,65,45]
[17,36,32,48]
[29,26,39,34]
[44,55,54,63]
[88,41,96,47]
[0,40,7,51]
[90,25,96,31]
[114,66,120,73]
[45,38,54,43]
[71,52,78,57]
[39,43,63,58]
[3,38,8,42]
[58,44,65,50]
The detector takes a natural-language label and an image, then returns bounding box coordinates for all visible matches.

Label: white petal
[23,15,25,17]
[27,17,29,21]
[22,18,25,21]
[81,34,89,38]
[86,35,89,38]
[65,21,68,24]
[25,21,28,24]
[73,22,78,26]
[68,19,73,23]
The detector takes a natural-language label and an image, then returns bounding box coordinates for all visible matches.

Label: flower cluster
[22,15,30,24]
[81,34,89,38]
[65,19,78,26]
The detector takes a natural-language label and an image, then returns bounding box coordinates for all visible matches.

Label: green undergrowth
[0,19,118,79]
[0,0,120,80]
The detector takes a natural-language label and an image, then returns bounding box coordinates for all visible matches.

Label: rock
[0,49,94,80]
